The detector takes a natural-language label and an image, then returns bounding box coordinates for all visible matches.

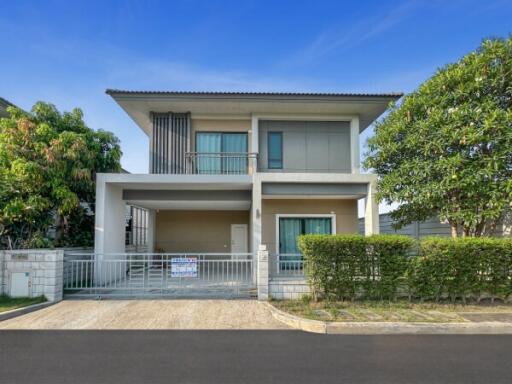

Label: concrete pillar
[364,181,379,236]
[147,209,156,253]
[94,177,125,255]
[94,175,126,284]
[350,117,360,174]
[251,175,262,285]
[257,244,269,300]
[43,250,64,302]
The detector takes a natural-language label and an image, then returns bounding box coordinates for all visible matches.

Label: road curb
[264,303,512,334]
[0,301,55,322]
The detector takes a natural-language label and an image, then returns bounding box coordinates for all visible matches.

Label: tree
[364,37,512,237]
[0,102,122,249]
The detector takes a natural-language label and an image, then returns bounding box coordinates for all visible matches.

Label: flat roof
[106,89,403,135]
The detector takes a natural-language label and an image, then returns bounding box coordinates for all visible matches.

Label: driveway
[0,299,289,330]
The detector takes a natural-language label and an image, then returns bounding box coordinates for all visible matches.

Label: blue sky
[1,0,511,177]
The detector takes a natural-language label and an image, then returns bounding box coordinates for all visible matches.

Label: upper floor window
[268,132,283,169]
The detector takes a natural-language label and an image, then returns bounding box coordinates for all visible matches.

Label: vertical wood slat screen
[150,112,191,174]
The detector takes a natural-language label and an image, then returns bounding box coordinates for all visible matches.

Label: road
[1,331,511,384]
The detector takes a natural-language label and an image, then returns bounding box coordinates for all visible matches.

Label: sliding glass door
[279,217,332,267]
[196,133,222,173]
[196,132,248,174]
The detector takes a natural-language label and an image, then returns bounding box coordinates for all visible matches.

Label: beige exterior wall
[155,210,250,252]
[191,118,252,151]
[261,199,358,256]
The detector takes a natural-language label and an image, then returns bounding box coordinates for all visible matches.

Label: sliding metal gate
[64,253,255,298]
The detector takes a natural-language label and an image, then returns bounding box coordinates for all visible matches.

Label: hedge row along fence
[298,234,414,301]
[408,237,512,303]
[298,234,512,302]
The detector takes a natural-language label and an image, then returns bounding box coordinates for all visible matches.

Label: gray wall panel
[259,120,351,173]
[262,182,367,196]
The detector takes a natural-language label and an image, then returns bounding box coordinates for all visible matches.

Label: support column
[94,176,126,284]
[257,244,269,300]
[364,180,379,236]
[350,117,360,174]
[251,175,262,286]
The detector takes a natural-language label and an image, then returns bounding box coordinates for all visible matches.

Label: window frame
[275,213,336,255]
[267,131,283,169]
[195,131,248,153]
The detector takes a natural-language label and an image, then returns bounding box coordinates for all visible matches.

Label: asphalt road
[1,331,511,384]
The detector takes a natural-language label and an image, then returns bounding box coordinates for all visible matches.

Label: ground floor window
[278,216,333,262]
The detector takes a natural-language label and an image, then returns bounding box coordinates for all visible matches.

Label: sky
[1,0,511,213]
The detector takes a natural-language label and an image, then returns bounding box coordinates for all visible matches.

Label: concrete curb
[264,303,512,335]
[0,301,55,322]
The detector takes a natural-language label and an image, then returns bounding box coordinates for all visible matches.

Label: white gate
[64,253,255,298]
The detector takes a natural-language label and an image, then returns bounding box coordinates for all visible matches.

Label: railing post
[257,244,269,300]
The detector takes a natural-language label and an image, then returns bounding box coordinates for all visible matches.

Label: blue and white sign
[171,257,198,278]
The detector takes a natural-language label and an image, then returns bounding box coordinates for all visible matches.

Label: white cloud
[284,1,420,66]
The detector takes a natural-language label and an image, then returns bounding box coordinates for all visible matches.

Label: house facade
[93,90,401,299]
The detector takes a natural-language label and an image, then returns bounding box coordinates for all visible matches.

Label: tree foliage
[364,37,512,237]
[0,102,122,249]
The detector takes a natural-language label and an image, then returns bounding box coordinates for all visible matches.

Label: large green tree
[364,37,512,237]
[0,102,122,249]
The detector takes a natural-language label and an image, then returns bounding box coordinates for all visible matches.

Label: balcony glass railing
[185,152,258,175]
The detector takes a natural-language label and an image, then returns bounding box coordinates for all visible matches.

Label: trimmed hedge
[407,237,512,303]
[298,235,512,303]
[298,234,414,301]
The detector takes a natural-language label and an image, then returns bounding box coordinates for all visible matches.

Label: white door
[231,224,248,255]
[10,272,30,297]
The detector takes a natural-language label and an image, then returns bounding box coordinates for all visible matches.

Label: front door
[231,224,248,254]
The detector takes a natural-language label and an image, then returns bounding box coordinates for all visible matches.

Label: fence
[64,253,255,298]
[275,254,304,276]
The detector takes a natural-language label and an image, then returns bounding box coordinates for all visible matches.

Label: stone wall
[269,278,310,300]
[0,249,64,302]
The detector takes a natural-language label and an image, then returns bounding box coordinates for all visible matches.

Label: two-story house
[92,90,401,299]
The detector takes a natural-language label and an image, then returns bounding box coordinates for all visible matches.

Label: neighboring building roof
[106,89,403,136]
[0,97,15,118]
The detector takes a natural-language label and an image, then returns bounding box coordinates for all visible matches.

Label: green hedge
[298,234,414,301]
[407,237,512,303]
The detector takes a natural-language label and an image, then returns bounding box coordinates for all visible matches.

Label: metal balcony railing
[185,152,258,175]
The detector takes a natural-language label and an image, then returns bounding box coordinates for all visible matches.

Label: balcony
[185,152,258,175]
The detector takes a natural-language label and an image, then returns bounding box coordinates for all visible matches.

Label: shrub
[298,234,414,301]
[366,235,414,300]
[407,237,512,303]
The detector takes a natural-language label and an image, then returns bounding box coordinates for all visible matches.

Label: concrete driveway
[0,300,290,330]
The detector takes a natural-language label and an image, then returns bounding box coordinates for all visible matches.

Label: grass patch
[272,299,512,323]
[0,295,46,313]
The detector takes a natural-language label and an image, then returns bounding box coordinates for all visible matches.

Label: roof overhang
[0,97,15,118]
[106,90,402,135]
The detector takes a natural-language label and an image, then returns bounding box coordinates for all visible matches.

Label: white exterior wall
[0,250,63,302]
[94,176,126,255]
[94,176,126,284]
[364,180,380,236]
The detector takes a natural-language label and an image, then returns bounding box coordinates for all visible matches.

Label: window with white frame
[277,214,335,258]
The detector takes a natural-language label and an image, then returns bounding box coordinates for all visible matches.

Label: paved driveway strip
[0,300,289,330]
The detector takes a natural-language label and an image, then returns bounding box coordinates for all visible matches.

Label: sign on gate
[171,257,198,278]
